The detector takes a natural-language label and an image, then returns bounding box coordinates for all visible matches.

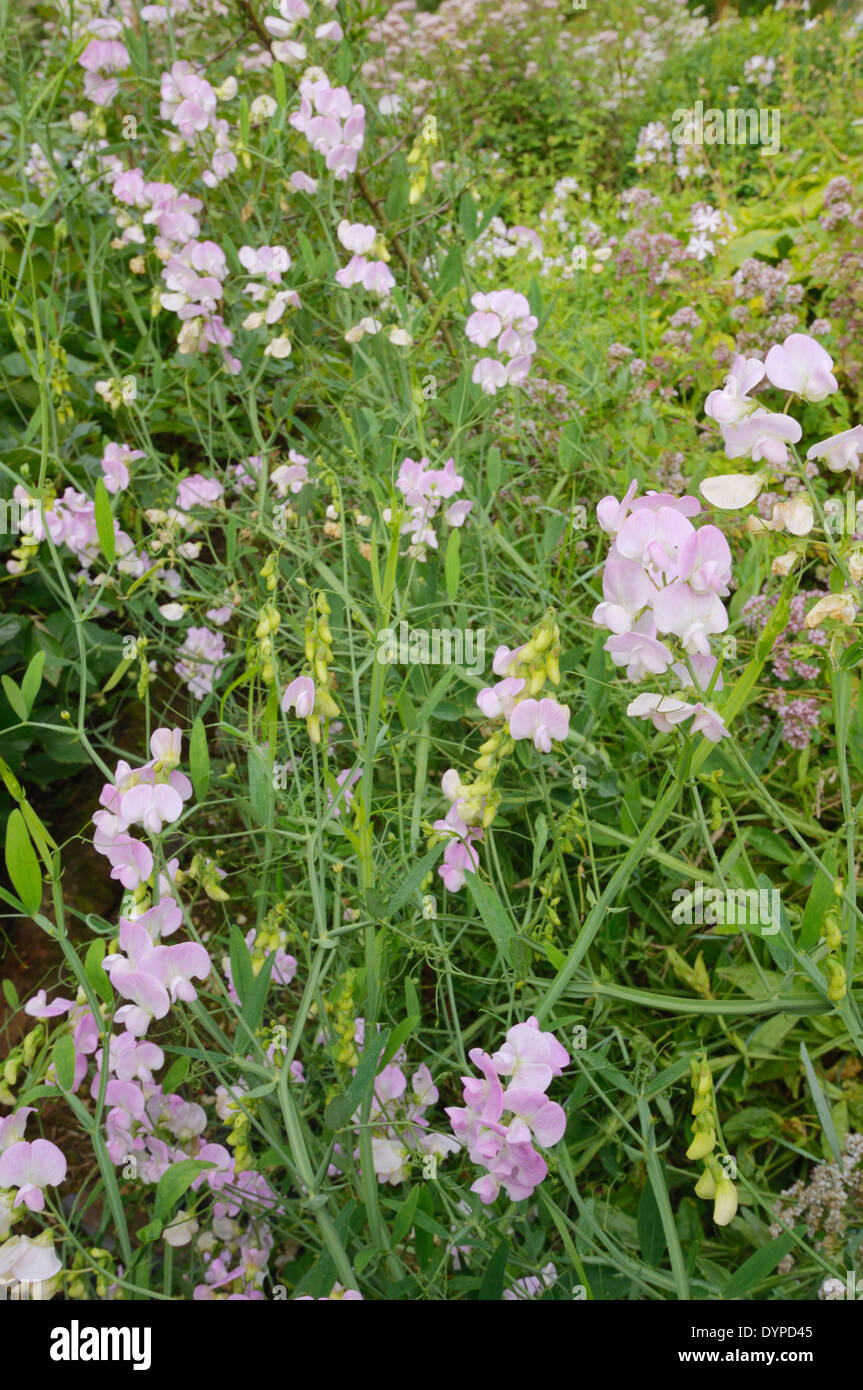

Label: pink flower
[101,442,144,494]
[282,675,315,717]
[604,626,674,681]
[764,332,838,402]
[337,220,376,255]
[721,409,802,466]
[24,991,75,1019]
[0,1140,66,1211]
[492,1018,570,1090]
[472,358,508,395]
[476,677,525,719]
[704,355,764,424]
[508,697,570,752]
[626,692,694,732]
[807,425,863,473]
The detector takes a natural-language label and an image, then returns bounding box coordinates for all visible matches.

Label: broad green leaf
[2,978,19,1010]
[85,938,113,1007]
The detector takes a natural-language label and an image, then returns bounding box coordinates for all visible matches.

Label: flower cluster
[435,611,569,891]
[289,73,365,180]
[446,1018,569,1204]
[593,483,731,741]
[466,290,538,396]
[335,220,395,300]
[239,244,300,360]
[93,728,194,888]
[383,456,473,560]
[353,1052,458,1185]
[160,60,237,188]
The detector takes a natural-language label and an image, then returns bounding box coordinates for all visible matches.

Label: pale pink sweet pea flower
[24,991,75,1019]
[689,703,729,742]
[592,555,654,633]
[119,781,184,835]
[0,1108,34,1154]
[626,692,695,733]
[282,675,315,717]
[337,220,376,255]
[492,1018,569,1089]
[604,627,674,681]
[806,424,863,473]
[704,355,764,424]
[596,480,638,535]
[676,525,732,596]
[764,332,838,402]
[472,358,507,395]
[0,1140,67,1211]
[476,677,525,720]
[721,409,802,466]
[615,506,694,577]
[699,473,765,510]
[508,697,570,752]
[652,581,728,656]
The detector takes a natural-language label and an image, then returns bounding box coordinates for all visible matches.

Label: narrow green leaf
[800,1042,841,1162]
[52,1033,76,1092]
[85,938,113,1007]
[229,924,254,1005]
[464,871,515,956]
[477,1238,509,1301]
[5,809,43,915]
[721,1229,801,1300]
[190,716,210,802]
[94,478,116,564]
[20,651,46,716]
[445,526,460,602]
[2,978,19,1010]
[2,675,27,722]
[380,1015,420,1069]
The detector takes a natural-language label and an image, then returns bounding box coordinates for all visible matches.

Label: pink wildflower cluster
[101,441,145,495]
[110,170,239,372]
[174,626,228,701]
[466,290,538,395]
[446,1018,569,1204]
[335,220,395,299]
[383,456,473,559]
[6,483,147,579]
[92,728,194,889]
[78,37,131,107]
[289,73,365,180]
[701,334,862,532]
[160,60,237,188]
[593,484,731,741]
[0,1111,66,1215]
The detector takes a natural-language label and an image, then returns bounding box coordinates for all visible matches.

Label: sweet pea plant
[1,0,863,1305]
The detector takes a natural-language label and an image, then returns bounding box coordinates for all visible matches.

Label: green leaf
[637,1177,666,1265]
[391,1185,421,1246]
[154,1158,216,1222]
[800,849,837,951]
[325,1027,391,1130]
[2,978,19,1010]
[84,938,113,1007]
[20,650,46,717]
[272,61,287,108]
[380,1015,420,1069]
[800,1042,841,1162]
[161,1055,190,1093]
[5,809,43,914]
[190,716,210,802]
[229,924,254,1005]
[94,478,116,564]
[458,191,478,241]
[240,952,275,1036]
[721,1229,802,1300]
[385,840,445,916]
[2,675,27,722]
[52,1033,76,1092]
[464,872,515,957]
[477,1238,509,1301]
[444,526,460,602]
[137,1219,163,1244]
[247,745,272,826]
